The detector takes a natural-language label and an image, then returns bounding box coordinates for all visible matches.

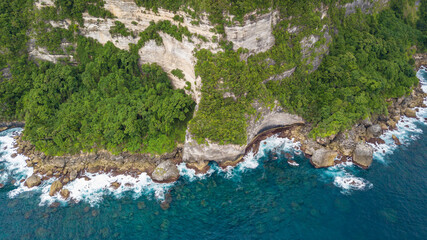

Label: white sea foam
[325,68,427,194]
[222,134,301,179]
[0,128,32,186]
[177,162,214,181]
[322,162,373,194]
[1,69,426,204]
[0,128,177,207]
[369,67,427,163]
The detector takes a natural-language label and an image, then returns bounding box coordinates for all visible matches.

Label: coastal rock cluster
[14,137,184,199]
[0,0,425,198]
[295,83,426,168]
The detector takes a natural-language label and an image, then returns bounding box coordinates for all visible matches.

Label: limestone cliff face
[31,0,388,165]
[225,10,279,54]
[344,0,390,15]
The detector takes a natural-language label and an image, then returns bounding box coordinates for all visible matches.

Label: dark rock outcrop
[0,121,25,132]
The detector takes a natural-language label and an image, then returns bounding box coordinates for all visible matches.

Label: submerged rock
[137,201,146,210]
[310,148,338,168]
[111,182,121,189]
[49,180,63,196]
[353,143,373,168]
[25,175,41,188]
[186,161,210,174]
[151,160,180,183]
[392,135,401,145]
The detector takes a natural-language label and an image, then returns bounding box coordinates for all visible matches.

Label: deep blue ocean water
[0,69,426,240]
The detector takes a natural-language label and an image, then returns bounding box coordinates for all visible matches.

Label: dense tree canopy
[0,0,425,154]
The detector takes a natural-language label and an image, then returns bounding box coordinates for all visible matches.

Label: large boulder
[25,175,41,188]
[367,124,382,138]
[310,148,338,168]
[353,143,373,168]
[151,160,180,183]
[404,109,417,118]
[49,180,63,196]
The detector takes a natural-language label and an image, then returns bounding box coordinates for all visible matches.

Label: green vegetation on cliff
[38,0,114,25]
[189,0,426,142]
[109,21,134,38]
[1,0,426,154]
[0,1,195,155]
[269,9,425,137]
[22,38,194,155]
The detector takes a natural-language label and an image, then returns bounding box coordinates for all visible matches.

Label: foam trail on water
[322,162,373,194]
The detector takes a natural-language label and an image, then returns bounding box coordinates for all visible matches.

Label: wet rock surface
[60,189,70,199]
[186,161,211,174]
[49,180,63,196]
[311,148,338,168]
[25,175,41,188]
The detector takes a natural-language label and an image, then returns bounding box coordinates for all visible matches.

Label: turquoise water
[0,69,426,240]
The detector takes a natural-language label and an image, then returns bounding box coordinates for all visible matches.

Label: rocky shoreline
[0,121,25,132]
[295,81,426,168]
[1,76,426,201]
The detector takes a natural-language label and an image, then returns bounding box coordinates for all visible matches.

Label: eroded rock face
[310,148,338,168]
[225,11,279,54]
[344,0,390,15]
[151,160,180,183]
[353,143,373,168]
[183,138,245,163]
[183,104,304,163]
[186,161,211,174]
[25,175,41,188]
